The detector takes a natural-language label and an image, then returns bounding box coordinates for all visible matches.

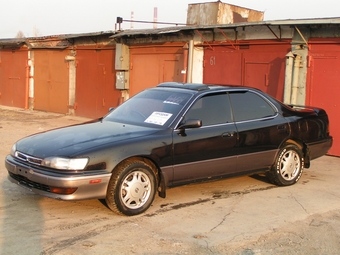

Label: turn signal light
[89,179,102,184]
[49,187,78,195]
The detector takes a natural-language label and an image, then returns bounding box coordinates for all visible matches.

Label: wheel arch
[283,138,310,168]
[111,156,167,199]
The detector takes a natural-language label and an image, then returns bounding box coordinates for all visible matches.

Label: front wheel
[106,159,157,216]
[267,144,304,186]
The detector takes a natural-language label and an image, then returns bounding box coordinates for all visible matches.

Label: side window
[185,93,232,126]
[229,91,276,122]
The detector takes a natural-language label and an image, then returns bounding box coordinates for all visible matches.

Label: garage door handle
[222,132,235,138]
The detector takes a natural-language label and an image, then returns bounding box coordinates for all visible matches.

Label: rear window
[229,91,276,122]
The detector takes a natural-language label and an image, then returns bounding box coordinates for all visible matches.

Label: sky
[1,0,340,39]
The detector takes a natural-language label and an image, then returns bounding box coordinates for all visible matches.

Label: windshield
[104,89,192,128]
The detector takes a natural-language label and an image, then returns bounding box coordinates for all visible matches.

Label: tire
[267,144,304,186]
[106,159,157,216]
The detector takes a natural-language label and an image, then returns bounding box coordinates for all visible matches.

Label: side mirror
[177,119,202,130]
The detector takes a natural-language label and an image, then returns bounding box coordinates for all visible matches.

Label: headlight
[42,157,88,170]
[11,144,17,156]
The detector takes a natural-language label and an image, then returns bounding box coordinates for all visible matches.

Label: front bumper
[5,155,111,200]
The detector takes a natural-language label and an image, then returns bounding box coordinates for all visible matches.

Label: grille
[15,151,43,166]
[8,172,51,192]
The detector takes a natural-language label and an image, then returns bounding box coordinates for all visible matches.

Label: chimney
[154,7,158,29]
[131,11,134,29]
[186,1,264,25]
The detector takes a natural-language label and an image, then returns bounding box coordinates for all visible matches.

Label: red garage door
[307,39,340,156]
[0,50,27,108]
[34,50,69,114]
[75,47,121,119]
[129,43,186,97]
[203,41,291,101]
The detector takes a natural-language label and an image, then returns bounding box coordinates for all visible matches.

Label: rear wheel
[267,144,304,186]
[106,159,157,216]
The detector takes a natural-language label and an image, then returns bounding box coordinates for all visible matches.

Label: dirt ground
[0,106,339,255]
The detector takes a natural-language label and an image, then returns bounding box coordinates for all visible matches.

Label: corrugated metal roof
[33,31,116,40]
[0,38,26,47]
[1,17,340,46]
[110,17,340,39]
[0,31,116,48]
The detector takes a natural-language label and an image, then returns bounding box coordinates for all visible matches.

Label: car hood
[15,120,159,158]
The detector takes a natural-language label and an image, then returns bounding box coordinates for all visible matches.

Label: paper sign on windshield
[144,112,173,126]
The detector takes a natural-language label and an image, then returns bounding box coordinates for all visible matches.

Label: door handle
[277,124,287,130]
[222,132,235,138]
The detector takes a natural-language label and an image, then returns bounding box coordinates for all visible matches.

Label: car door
[229,90,290,173]
[171,92,238,185]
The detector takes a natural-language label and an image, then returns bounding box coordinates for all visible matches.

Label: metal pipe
[28,56,34,110]
[26,51,34,110]
[284,52,294,104]
[182,43,188,83]
[291,55,301,105]
[187,40,194,83]
[122,19,186,26]
[294,26,309,49]
[65,52,76,115]
[25,59,29,110]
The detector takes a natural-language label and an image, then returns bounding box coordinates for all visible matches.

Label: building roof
[110,17,340,39]
[1,17,340,47]
[0,31,115,49]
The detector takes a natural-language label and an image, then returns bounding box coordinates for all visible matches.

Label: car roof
[156,82,246,92]
[154,82,284,115]
[155,82,280,106]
